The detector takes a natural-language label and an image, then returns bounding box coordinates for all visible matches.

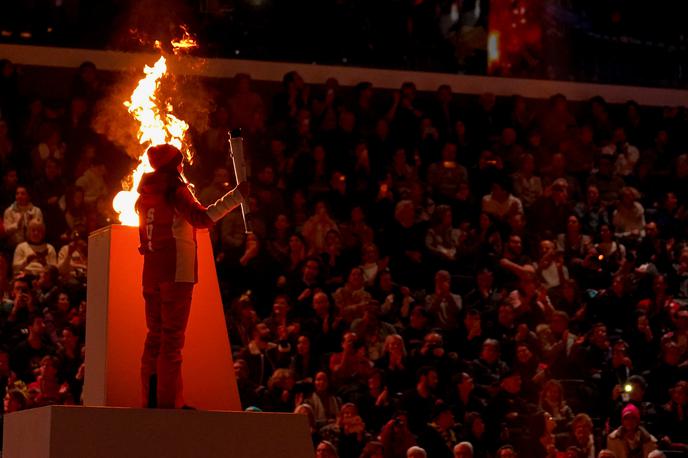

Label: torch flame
[112,55,191,226]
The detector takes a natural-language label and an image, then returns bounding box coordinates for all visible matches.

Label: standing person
[136,144,249,409]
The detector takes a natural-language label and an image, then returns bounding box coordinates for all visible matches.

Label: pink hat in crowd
[622,403,640,420]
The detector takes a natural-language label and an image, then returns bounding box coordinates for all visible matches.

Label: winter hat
[147,144,183,170]
[622,403,640,420]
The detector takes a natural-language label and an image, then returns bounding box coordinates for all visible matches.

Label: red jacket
[136,171,240,285]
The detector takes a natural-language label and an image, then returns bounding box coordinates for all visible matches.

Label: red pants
[140,281,194,408]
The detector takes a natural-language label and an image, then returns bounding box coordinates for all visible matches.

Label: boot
[148,374,158,408]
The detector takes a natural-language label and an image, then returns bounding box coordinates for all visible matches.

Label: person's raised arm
[175,181,249,227]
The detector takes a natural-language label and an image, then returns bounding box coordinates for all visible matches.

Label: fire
[171,26,198,55]
[112,55,191,226]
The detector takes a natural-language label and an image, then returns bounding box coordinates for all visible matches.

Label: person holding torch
[136,143,250,409]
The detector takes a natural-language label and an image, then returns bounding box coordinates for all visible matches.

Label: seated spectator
[427,143,469,204]
[373,270,415,326]
[541,153,581,202]
[10,314,55,382]
[557,413,597,458]
[481,177,523,223]
[530,178,574,238]
[351,303,394,359]
[449,372,487,424]
[12,221,57,276]
[400,366,440,435]
[557,214,593,265]
[507,275,555,328]
[359,243,386,287]
[316,440,339,458]
[539,379,575,434]
[56,230,88,283]
[3,185,43,247]
[33,158,67,243]
[453,441,475,458]
[606,404,658,458]
[305,291,346,356]
[512,153,543,208]
[320,403,371,458]
[302,201,339,256]
[417,402,459,458]
[62,186,87,233]
[609,375,658,432]
[375,334,411,394]
[657,381,688,449]
[575,185,610,236]
[233,358,265,409]
[27,355,73,407]
[390,148,419,197]
[198,167,232,205]
[333,267,372,324]
[466,412,492,456]
[290,334,318,382]
[287,257,324,314]
[387,200,426,288]
[530,410,561,458]
[329,332,373,387]
[31,123,65,175]
[463,268,501,313]
[401,305,432,353]
[307,371,341,428]
[239,322,286,387]
[533,239,568,290]
[425,270,462,331]
[587,156,625,206]
[601,128,639,179]
[265,214,292,268]
[294,403,320,446]
[612,187,646,239]
[378,414,418,457]
[339,206,375,254]
[264,368,297,412]
[228,73,265,130]
[486,371,531,450]
[320,233,349,289]
[498,234,535,288]
[594,225,626,274]
[425,205,462,264]
[74,159,107,206]
[472,339,510,397]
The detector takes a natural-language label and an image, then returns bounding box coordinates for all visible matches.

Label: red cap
[147,144,183,170]
[622,403,640,420]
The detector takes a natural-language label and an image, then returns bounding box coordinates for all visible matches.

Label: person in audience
[4,185,43,247]
[12,221,56,276]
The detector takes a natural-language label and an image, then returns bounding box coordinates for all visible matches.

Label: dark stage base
[3,405,314,458]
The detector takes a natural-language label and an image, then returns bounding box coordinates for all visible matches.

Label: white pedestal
[83,225,241,410]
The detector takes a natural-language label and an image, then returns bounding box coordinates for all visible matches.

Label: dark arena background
[1,0,688,457]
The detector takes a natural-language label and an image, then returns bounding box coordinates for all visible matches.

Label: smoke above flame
[112,34,196,226]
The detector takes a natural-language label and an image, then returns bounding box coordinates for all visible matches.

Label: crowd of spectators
[2,55,688,458]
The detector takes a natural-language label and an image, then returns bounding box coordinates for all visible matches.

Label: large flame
[113,55,191,226]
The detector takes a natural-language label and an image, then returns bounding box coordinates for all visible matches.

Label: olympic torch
[228,129,252,234]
